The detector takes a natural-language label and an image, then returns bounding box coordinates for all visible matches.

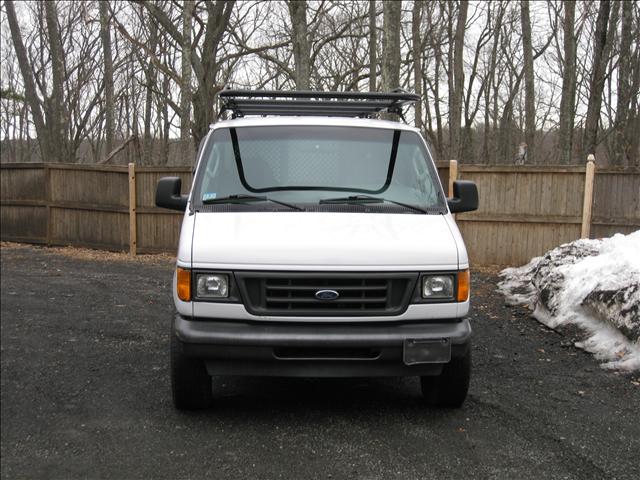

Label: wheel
[170,329,213,410]
[420,346,471,408]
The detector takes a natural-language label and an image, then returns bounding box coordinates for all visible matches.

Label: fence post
[581,155,596,239]
[448,159,458,197]
[128,163,137,256]
[45,164,52,246]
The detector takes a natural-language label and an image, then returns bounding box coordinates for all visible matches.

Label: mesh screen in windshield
[195,126,444,209]
[235,127,394,190]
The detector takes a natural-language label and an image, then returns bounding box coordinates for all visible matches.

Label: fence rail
[1,161,638,265]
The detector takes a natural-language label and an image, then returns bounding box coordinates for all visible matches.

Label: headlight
[196,273,229,298]
[422,275,454,299]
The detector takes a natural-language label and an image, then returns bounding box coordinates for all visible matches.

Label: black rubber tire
[170,329,213,410]
[420,347,471,408]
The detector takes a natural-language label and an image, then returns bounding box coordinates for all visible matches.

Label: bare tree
[5,0,49,160]
[481,1,506,163]
[369,0,377,91]
[612,0,633,165]
[583,0,618,157]
[520,0,535,163]
[180,0,194,163]
[100,1,115,154]
[44,1,69,161]
[381,0,400,92]
[558,0,577,164]
[287,0,310,89]
[412,0,423,131]
[143,11,159,165]
[450,0,468,161]
[1,0,638,167]
[135,0,234,142]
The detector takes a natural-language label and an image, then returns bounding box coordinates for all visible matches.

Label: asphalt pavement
[1,245,638,480]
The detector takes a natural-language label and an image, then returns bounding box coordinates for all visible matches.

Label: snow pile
[498,230,640,372]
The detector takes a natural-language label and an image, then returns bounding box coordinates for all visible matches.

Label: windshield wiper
[319,194,427,214]
[202,194,304,211]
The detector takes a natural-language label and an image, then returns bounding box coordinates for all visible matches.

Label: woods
[1,0,639,166]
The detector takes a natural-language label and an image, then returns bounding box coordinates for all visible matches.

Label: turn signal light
[176,267,191,302]
[457,270,470,302]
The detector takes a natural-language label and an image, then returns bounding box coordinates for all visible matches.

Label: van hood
[190,212,460,270]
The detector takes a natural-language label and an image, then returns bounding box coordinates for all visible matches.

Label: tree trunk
[287,1,310,90]
[450,0,468,161]
[380,0,400,121]
[498,67,525,164]
[558,0,576,164]
[626,10,640,166]
[381,0,401,91]
[5,0,48,159]
[44,0,68,162]
[520,0,535,164]
[180,0,194,164]
[583,0,617,159]
[100,1,115,155]
[434,53,444,160]
[162,73,170,165]
[482,2,503,164]
[143,17,158,165]
[369,0,377,91]
[613,0,633,166]
[412,1,423,132]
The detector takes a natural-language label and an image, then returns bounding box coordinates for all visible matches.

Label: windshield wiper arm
[319,194,426,214]
[320,194,383,204]
[202,194,304,211]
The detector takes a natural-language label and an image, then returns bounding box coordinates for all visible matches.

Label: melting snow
[498,230,640,372]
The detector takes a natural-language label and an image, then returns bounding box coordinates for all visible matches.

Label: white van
[156,90,479,409]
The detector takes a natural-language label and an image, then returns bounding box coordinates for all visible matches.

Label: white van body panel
[189,212,460,270]
[172,115,473,323]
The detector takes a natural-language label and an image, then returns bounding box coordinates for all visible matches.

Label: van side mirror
[447,180,478,213]
[156,177,188,212]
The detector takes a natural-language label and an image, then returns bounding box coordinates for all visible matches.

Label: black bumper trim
[174,315,471,348]
[174,315,471,377]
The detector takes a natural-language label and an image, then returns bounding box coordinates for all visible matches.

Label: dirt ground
[1,244,639,480]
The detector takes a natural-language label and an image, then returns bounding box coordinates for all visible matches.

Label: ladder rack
[218,89,420,119]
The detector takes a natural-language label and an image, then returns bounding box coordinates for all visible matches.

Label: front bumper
[174,315,471,377]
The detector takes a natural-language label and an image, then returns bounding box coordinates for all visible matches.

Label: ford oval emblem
[315,289,340,301]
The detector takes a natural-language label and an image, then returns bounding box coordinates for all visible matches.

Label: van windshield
[193,126,446,212]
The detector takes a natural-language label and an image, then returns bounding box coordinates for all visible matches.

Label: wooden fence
[1,161,638,265]
[0,163,192,254]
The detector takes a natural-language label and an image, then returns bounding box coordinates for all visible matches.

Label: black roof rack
[217,89,420,119]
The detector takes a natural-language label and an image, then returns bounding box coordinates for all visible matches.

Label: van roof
[210,116,420,132]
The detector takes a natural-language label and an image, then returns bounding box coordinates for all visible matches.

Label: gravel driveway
[1,245,639,480]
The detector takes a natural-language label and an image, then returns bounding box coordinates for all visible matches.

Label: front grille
[235,272,418,316]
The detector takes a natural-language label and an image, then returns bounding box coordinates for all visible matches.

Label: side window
[411,147,436,203]
[200,144,222,194]
[197,134,244,200]
[393,134,439,205]
[193,137,208,173]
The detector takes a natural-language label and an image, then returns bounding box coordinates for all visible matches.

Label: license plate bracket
[403,338,451,365]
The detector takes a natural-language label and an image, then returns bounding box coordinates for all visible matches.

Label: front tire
[170,329,213,410]
[420,346,471,408]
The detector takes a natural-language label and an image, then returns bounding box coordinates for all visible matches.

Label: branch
[132,0,204,80]
[111,16,181,85]
[99,135,138,164]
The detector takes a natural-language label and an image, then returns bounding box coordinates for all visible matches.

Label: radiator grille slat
[236,272,417,316]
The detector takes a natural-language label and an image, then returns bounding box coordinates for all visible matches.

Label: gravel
[1,245,639,480]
